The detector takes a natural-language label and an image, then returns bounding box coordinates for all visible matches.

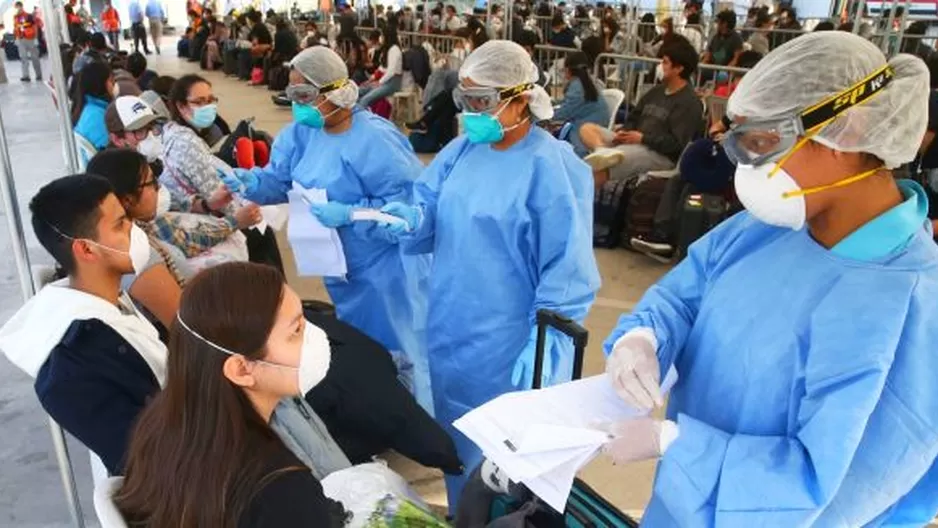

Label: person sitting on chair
[579,37,703,189]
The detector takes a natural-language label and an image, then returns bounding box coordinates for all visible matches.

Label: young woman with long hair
[72,60,116,149]
[115,262,347,527]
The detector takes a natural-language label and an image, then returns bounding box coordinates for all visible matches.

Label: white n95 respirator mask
[734,162,806,230]
[137,133,163,161]
[298,321,331,394]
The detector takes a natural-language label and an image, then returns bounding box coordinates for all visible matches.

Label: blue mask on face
[461,112,505,144]
[188,103,218,129]
[292,101,325,128]
[460,99,526,144]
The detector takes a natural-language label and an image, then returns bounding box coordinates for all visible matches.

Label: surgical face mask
[111,83,120,98]
[57,222,151,275]
[176,316,332,396]
[136,133,163,161]
[655,63,664,82]
[155,185,171,216]
[734,162,807,230]
[460,97,528,144]
[292,100,340,129]
[187,103,218,129]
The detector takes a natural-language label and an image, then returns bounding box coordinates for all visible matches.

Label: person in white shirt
[358,22,404,108]
[443,4,465,33]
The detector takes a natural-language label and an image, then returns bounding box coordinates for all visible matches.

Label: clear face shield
[722,64,896,169]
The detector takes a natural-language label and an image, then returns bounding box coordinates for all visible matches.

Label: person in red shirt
[101,1,122,51]
[13,1,42,82]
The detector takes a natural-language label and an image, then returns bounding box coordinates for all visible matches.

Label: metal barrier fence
[532,44,583,99]
[353,27,464,56]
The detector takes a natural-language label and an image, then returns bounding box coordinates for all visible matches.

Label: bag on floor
[624,176,669,242]
[223,48,238,75]
[593,178,634,249]
[268,64,289,91]
[3,33,19,61]
[674,189,730,261]
[250,66,264,85]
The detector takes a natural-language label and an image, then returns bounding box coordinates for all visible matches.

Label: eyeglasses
[187,95,219,106]
[129,123,162,141]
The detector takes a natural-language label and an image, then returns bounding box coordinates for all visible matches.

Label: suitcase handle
[532,309,589,389]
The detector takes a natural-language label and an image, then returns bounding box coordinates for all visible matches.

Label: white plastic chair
[93,477,128,528]
[74,132,97,172]
[601,88,625,129]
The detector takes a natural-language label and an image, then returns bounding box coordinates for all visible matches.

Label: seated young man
[579,36,703,189]
[0,174,166,476]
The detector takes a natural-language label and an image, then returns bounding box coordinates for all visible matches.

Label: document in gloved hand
[453,369,678,512]
[286,184,348,277]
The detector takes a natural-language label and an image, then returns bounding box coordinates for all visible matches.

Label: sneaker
[20,77,30,82]
[630,234,674,256]
[584,148,626,172]
[271,94,291,107]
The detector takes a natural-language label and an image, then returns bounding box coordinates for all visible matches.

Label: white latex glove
[600,418,679,465]
[605,327,663,410]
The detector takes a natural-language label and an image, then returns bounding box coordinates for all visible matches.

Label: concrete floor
[0,49,671,526]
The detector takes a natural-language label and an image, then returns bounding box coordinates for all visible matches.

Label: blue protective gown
[239,110,433,411]
[401,128,601,507]
[605,180,938,527]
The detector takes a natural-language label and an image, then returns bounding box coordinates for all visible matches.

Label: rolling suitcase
[471,310,639,527]
[673,190,730,261]
[593,178,634,249]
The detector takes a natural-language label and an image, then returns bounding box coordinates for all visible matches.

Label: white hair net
[290,47,360,108]
[728,31,928,169]
[459,40,554,120]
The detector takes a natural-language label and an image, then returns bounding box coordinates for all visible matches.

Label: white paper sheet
[260,205,289,231]
[286,184,347,277]
[453,369,678,512]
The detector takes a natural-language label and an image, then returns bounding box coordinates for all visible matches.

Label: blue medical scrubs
[401,129,602,509]
[605,180,938,526]
[239,110,433,412]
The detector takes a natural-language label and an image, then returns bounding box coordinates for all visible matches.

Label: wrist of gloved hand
[611,327,658,353]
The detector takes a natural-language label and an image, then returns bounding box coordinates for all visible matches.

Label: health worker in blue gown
[222,47,433,412]
[379,40,601,509]
[601,32,938,527]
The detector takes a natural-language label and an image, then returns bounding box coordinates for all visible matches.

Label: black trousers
[131,22,149,53]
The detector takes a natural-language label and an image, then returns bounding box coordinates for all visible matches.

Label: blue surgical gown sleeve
[602,212,750,373]
[657,285,906,526]
[529,153,600,321]
[402,136,472,255]
[239,123,308,206]
[345,122,424,244]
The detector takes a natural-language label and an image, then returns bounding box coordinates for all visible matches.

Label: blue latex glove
[511,326,556,390]
[310,202,353,228]
[379,202,422,235]
[221,168,259,194]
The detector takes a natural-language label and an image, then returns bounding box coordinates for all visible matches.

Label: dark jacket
[36,319,160,476]
[625,83,703,161]
[403,45,431,89]
[304,309,463,475]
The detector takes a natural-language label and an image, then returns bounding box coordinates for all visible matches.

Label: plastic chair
[600,89,625,129]
[74,132,97,172]
[93,477,128,528]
